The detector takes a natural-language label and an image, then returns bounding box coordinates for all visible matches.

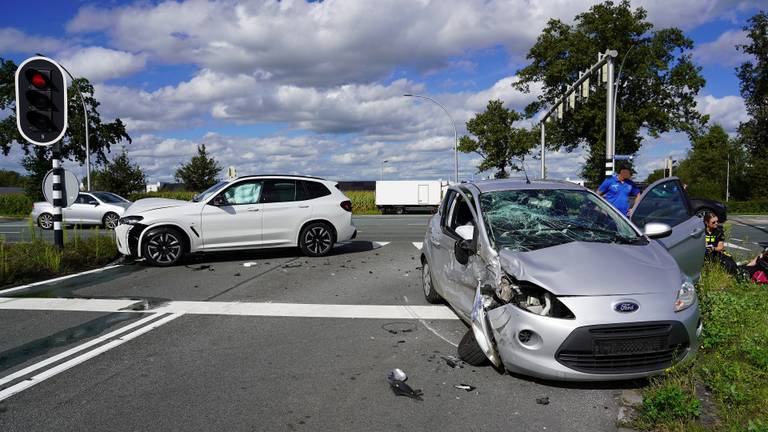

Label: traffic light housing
[15,56,68,146]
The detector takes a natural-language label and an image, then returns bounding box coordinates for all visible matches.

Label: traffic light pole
[52,142,64,248]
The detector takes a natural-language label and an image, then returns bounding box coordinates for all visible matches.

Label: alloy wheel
[422,263,432,297]
[304,226,332,255]
[38,214,53,229]
[146,232,182,265]
[104,213,119,229]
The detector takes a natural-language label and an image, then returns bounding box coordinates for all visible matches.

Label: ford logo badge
[615,302,639,313]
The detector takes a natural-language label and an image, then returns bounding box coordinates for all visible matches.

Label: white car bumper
[115,224,132,256]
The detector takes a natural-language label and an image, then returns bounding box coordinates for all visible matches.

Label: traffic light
[15,56,68,146]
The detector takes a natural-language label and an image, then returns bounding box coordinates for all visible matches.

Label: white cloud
[696,94,748,132]
[58,47,146,82]
[693,29,751,66]
[0,28,63,54]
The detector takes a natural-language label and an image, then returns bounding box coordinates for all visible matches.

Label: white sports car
[31,191,132,230]
[115,175,357,266]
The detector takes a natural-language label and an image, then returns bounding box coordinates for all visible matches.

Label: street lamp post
[403,94,458,182]
[380,160,388,181]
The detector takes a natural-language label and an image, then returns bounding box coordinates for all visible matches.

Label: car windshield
[192,181,229,202]
[91,192,127,203]
[479,188,643,252]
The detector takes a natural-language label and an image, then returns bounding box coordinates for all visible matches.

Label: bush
[0,233,118,287]
[0,194,33,217]
[128,191,196,202]
[344,190,379,215]
[727,200,768,214]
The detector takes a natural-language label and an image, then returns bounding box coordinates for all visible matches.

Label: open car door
[631,177,705,281]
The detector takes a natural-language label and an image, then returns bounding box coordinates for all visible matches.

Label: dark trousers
[705,250,738,275]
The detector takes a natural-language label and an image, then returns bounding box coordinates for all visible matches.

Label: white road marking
[0,313,183,402]
[730,238,743,241]
[412,242,423,250]
[0,264,124,295]
[0,231,20,234]
[403,296,459,348]
[725,242,751,251]
[0,297,141,312]
[0,313,165,387]
[372,241,390,248]
[0,297,460,320]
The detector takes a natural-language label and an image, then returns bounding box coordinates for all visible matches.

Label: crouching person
[703,212,738,274]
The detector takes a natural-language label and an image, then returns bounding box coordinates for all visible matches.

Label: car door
[631,178,705,280]
[436,189,480,319]
[200,180,263,249]
[65,194,95,223]
[260,179,313,246]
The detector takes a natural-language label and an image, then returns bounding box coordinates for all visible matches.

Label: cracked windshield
[480,189,642,252]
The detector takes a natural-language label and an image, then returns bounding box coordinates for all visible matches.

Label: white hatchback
[115,175,357,266]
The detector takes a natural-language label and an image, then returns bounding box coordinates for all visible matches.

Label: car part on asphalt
[386,369,423,401]
[454,384,476,392]
[536,396,550,405]
[441,355,464,368]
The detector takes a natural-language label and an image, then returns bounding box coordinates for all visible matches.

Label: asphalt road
[0,217,628,432]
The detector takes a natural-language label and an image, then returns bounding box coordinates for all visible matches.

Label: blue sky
[0,0,761,184]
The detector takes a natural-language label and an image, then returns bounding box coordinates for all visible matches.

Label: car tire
[102,212,120,230]
[142,227,185,267]
[396,207,405,215]
[38,213,53,230]
[299,222,335,257]
[422,261,442,304]
[457,329,490,366]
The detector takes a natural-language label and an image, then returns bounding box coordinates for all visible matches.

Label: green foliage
[128,191,197,202]
[0,169,26,187]
[0,233,117,287]
[174,144,222,192]
[727,200,768,214]
[640,382,701,423]
[458,100,535,178]
[344,190,379,215]
[91,150,146,197]
[0,194,32,217]
[514,0,706,185]
[735,11,768,200]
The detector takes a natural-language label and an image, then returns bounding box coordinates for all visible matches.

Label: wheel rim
[422,263,432,296]
[304,226,332,255]
[696,209,708,218]
[105,213,119,229]
[146,232,182,264]
[39,214,52,229]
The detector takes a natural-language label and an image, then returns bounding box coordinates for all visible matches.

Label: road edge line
[0,264,124,295]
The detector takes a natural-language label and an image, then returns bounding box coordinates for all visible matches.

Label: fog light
[518,330,533,344]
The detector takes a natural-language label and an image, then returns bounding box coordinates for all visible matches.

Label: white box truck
[375,180,448,214]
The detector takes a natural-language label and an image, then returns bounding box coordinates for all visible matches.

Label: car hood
[498,241,681,296]
[126,198,191,214]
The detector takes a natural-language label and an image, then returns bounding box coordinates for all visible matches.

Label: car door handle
[247,207,260,212]
[690,228,703,237]
[298,205,310,208]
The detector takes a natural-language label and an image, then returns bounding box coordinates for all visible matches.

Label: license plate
[593,337,667,355]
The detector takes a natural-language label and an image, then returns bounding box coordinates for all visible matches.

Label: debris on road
[441,355,464,368]
[283,263,302,268]
[381,322,416,335]
[536,396,550,405]
[453,384,476,392]
[386,368,423,401]
[189,264,211,271]
[243,262,257,267]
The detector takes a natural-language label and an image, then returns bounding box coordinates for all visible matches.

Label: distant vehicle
[421,177,703,381]
[32,191,131,230]
[375,180,448,214]
[115,175,357,266]
[689,197,727,222]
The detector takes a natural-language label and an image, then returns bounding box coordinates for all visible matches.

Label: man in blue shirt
[598,167,640,216]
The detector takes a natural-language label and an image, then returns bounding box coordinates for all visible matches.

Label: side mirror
[644,222,672,239]
[455,224,474,241]
[210,195,227,206]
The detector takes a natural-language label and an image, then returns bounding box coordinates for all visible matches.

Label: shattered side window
[479,189,642,252]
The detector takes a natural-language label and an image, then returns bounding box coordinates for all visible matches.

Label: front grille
[556,321,689,374]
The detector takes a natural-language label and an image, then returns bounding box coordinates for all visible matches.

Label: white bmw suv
[115,175,357,266]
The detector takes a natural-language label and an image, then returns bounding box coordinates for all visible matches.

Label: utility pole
[726,151,730,202]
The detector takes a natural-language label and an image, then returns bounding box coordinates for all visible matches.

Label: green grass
[0,230,118,288]
[630,264,768,431]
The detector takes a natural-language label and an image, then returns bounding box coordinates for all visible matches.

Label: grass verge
[630,264,768,431]
[0,229,119,288]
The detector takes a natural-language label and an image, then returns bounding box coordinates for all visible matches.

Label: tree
[735,11,768,198]
[0,58,132,199]
[91,150,146,197]
[174,144,222,192]
[458,100,536,178]
[514,1,706,185]
[0,169,26,187]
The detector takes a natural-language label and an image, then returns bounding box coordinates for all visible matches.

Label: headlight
[674,276,696,312]
[118,215,143,225]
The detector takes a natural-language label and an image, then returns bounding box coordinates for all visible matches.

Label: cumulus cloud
[696,94,748,132]
[693,29,751,66]
[58,47,146,82]
[0,28,64,54]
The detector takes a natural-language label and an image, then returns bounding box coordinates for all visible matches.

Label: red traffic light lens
[31,73,47,88]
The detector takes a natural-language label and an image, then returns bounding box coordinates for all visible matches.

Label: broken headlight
[118,215,143,225]
[674,276,696,312]
[503,276,575,319]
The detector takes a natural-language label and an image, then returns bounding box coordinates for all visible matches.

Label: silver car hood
[498,241,681,296]
[126,198,191,214]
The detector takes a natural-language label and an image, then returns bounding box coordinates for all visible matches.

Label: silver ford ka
[420,178,704,381]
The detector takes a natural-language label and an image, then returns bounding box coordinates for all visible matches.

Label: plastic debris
[441,355,464,368]
[243,262,257,267]
[283,263,302,268]
[190,265,210,271]
[536,396,550,405]
[386,368,423,401]
[454,384,476,392]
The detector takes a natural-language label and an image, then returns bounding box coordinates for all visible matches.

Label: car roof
[235,174,327,182]
[457,178,586,193]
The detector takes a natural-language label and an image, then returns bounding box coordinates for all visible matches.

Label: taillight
[340,200,352,212]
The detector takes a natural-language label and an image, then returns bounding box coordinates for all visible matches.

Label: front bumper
[115,223,147,256]
[488,294,701,381]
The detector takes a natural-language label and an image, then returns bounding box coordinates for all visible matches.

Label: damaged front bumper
[485,294,700,381]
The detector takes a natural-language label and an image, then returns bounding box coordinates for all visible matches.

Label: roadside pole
[51,142,64,248]
[605,53,615,177]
